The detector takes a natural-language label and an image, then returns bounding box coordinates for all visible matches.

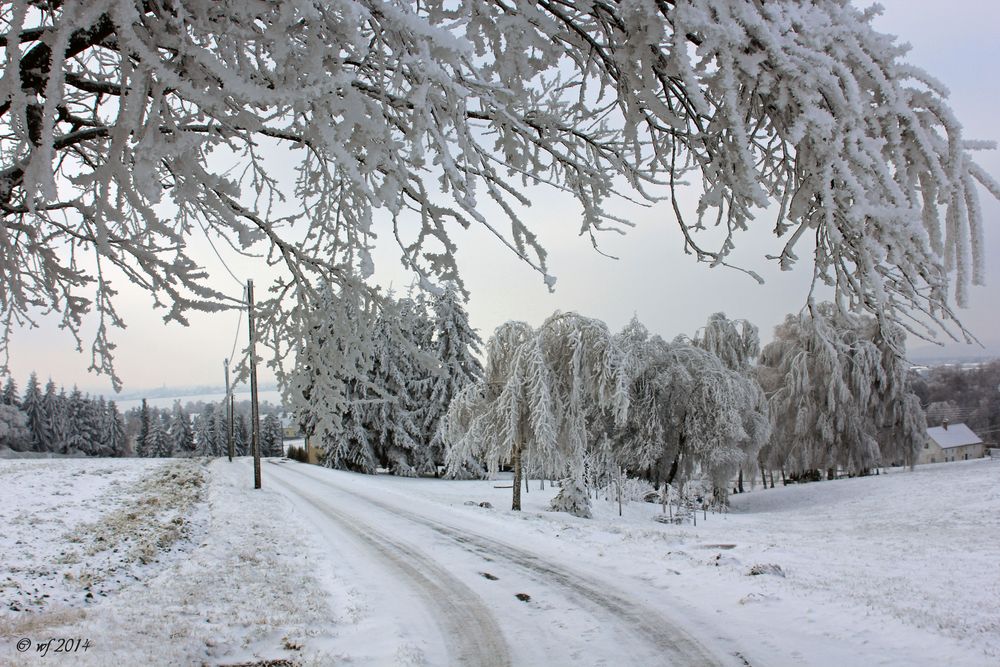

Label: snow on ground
[2,456,998,666]
[297,458,1000,666]
[0,458,354,666]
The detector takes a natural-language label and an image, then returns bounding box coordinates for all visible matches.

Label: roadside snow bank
[1,458,347,666]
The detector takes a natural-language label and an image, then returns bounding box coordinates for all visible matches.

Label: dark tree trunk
[737,468,744,493]
[512,440,522,511]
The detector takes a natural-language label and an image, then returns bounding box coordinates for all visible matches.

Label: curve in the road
[275,462,725,666]
[268,472,512,667]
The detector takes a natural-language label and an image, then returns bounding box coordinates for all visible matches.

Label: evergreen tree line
[128,399,285,459]
[0,373,127,456]
[0,372,286,459]
[287,283,483,476]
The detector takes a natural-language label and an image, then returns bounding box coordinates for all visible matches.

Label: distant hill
[907,339,1000,365]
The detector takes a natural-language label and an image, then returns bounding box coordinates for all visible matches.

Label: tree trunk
[769,470,775,489]
[665,450,681,485]
[761,468,767,489]
[781,467,787,486]
[512,440,522,511]
[737,468,744,493]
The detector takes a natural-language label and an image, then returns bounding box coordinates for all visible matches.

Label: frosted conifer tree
[1,377,18,407]
[195,403,218,457]
[423,284,484,475]
[169,401,195,456]
[261,413,284,457]
[364,296,428,476]
[0,403,29,451]
[105,400,127,457]
[288,284,378,473]
[64,387,96,455]
[146,417,172,458]
[3,1,995,389]
[42,381,65,453]
[234,412,248,457]
[20,372,48,451]
[135,399,152,457]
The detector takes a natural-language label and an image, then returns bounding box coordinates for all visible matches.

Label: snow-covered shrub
[549,476,592,519]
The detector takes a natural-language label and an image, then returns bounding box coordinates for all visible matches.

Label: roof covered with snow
[927,423,983,449]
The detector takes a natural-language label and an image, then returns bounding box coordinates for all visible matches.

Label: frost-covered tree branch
[1,0,996,387]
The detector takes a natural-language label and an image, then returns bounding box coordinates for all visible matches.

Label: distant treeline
[910,360,1000,439]
[1,372,286,457]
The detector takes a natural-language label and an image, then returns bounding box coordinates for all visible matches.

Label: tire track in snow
[268,470,511,667]
[275,462,725,666]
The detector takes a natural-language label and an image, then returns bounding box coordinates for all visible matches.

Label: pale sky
[7,0,1000,395]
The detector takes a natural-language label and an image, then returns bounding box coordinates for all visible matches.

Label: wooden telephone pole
[224,358,234,462]
[247,279,262,489]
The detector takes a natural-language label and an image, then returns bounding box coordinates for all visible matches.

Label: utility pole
[224,358,233,462]
[247,279,262,489]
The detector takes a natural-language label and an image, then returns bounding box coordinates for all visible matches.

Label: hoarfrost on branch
[1,0,997,385]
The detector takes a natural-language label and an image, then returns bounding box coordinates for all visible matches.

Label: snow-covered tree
[21,372,48,451]
[444,312,630,515]
[758,303,926,477]
[234,412,248,457]
[3,1,995,389]
[2,377,18,407]
[290,285,379,473]
[693,313,760,374]
[613,320,769,501]
[135,399,152,457]
[64,386,97,455]
[146,417,172,458]
[104,401,127,457]
[261,413,284,457]
[195,403,219,457]
[423,284,484,475]
[43,381,66,453]
[168,402,195,456]
[363,296,434,476]
[692,312,765,492]
[0,404,29,451]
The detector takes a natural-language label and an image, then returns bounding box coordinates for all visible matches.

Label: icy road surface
[267,459,726,666]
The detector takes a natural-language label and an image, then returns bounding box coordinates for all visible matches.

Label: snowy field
[1,457,998,665]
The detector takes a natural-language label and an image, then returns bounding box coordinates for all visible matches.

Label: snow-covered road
[266,460,727,666]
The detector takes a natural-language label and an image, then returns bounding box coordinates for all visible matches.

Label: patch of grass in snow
[1,459,206,623]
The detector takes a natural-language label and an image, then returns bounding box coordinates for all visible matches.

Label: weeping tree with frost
[443,312,630,516]
[758,302,927,478]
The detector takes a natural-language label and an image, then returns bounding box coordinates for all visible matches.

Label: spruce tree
[262,413,284,457]
[195,403,218,456]
[106,401,127,457]
[2,377,19,407]
[21,372,49,452]
[135,399,152,457]
[169,402,195,456]
[366,297,426,476]
[65,387,95,455]
[234,412,248,456]
[147,417,172,457]
[44,382,66,453]
[424,284,484,475]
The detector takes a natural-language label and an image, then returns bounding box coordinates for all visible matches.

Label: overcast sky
[7,0,1000,395]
